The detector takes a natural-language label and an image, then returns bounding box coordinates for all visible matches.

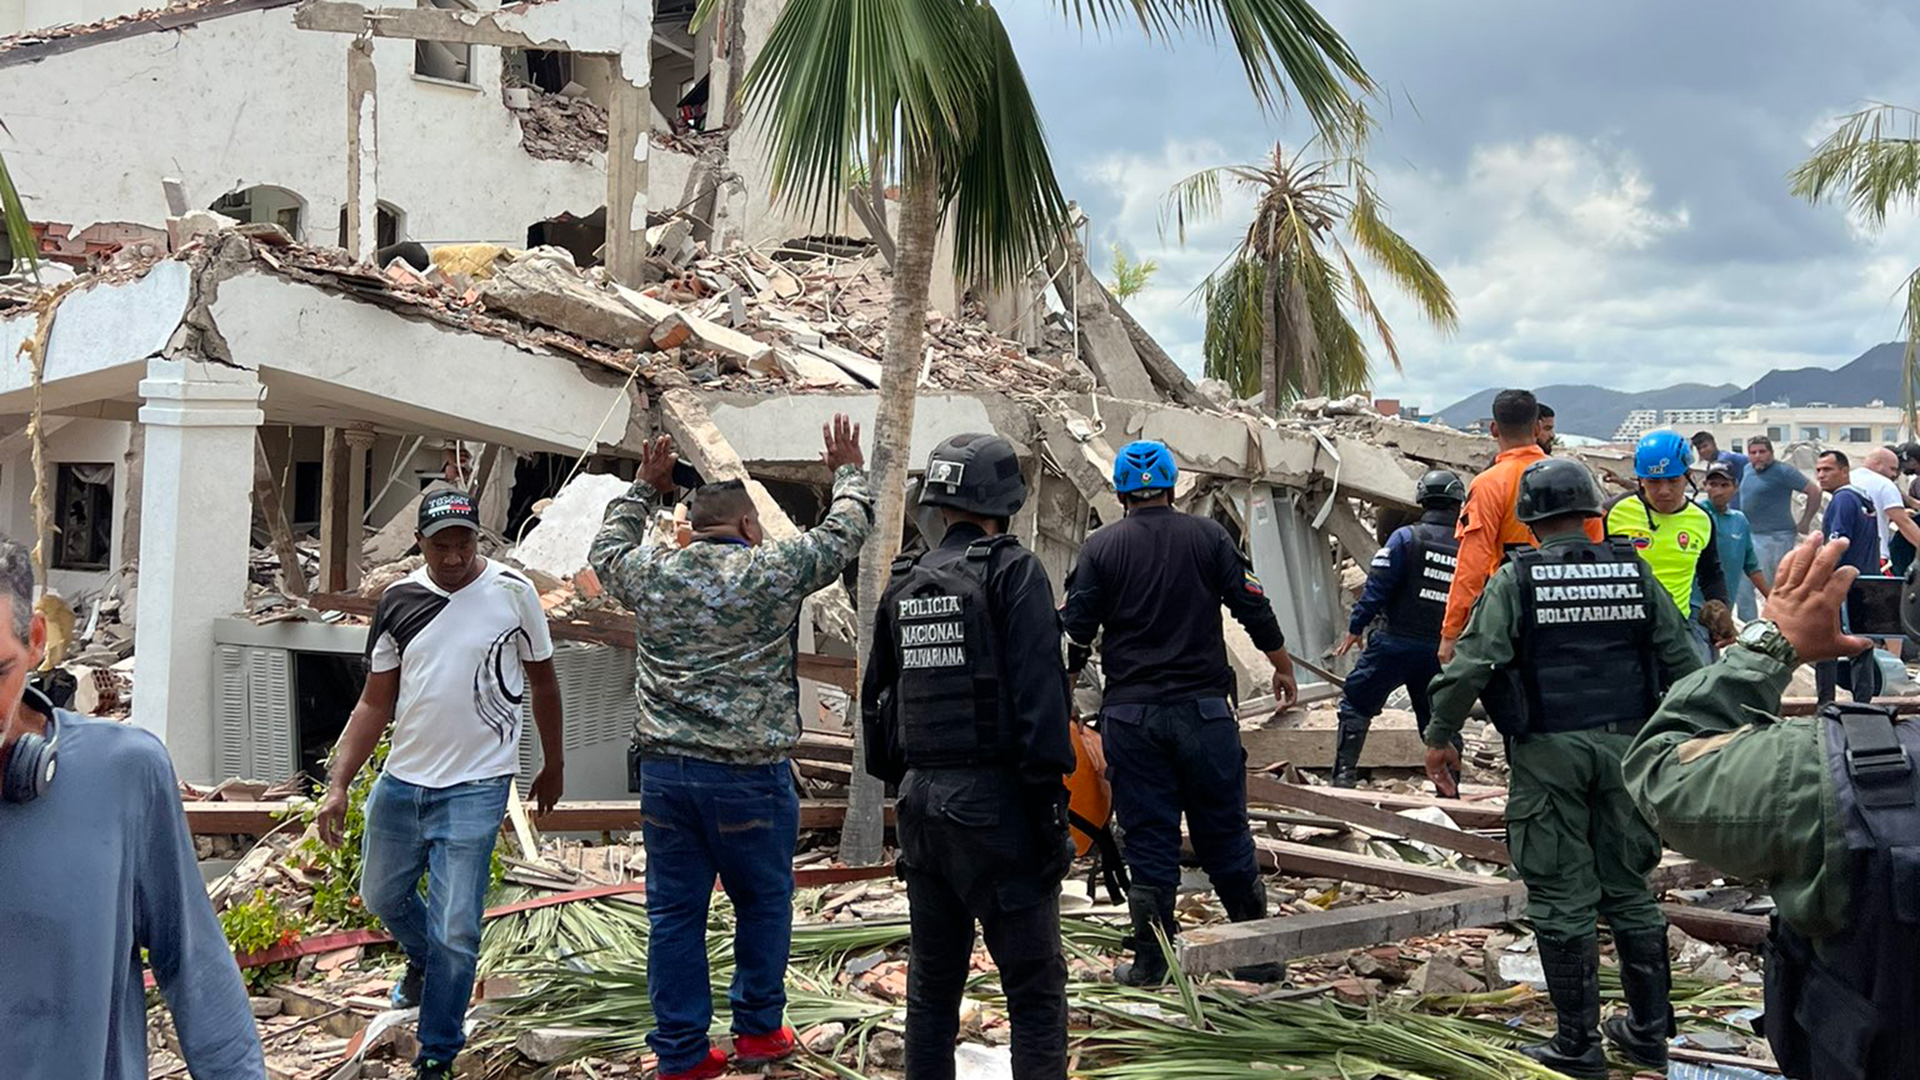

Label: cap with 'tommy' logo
[418,490,481,536]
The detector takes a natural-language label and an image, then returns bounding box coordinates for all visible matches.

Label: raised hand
[822,413,864,471]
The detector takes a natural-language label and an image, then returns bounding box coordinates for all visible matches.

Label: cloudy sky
[997,0,1920,411]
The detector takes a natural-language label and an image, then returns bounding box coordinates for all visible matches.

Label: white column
[132,358,263,783]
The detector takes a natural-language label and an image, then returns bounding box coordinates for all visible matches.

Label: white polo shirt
[367,559,555,788]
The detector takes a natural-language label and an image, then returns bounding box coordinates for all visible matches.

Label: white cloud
[1081,131,1913,413]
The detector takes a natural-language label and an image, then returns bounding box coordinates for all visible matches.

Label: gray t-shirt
[0,697,265,1079]
[1740,460,1811,535]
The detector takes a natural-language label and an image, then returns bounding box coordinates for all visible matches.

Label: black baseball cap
[1703,461,1736,483]
[418,489,481,536]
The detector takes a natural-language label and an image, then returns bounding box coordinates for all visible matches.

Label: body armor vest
[1484,539,1660,736]
[1381,521,1459,640]
[884,536,1016,768]
[1762,703,1920,1080]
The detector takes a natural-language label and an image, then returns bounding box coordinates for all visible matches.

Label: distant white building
[1614,409,1660,442]
[1691,403,1909,452]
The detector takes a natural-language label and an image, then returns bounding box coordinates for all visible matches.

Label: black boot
[1114,885,1176,987]
[1216,875,1286,984]
[1332,708,1369,788]
[1519,936,1607,1079]
[1602,929,1674,1071]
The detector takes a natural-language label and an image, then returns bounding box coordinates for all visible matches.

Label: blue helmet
[1634,429,1693,480]
[1114,440,1178,494]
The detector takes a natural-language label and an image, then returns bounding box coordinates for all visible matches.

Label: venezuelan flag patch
[1244,569,1266,596]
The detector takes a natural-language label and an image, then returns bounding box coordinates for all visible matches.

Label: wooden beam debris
[1179,883,1527,974]
[187,797,891,835]
[1298,783,1508,831]
[1245,775,1511,865]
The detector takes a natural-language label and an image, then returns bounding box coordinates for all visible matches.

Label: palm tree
[707,0,1376,862]
[1166,140,1456,408]
[0,142,37,281]
[1790,103,1920,432]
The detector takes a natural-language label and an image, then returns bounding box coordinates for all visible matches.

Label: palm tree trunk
[1259,259,1280,413]
[841,154,940,866]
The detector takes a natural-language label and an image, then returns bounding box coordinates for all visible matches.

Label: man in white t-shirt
[1849,445,1920,566]
[318,490,564,1080]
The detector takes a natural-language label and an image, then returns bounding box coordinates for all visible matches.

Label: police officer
[1424,458,1702,1078]
[1060,440,1298,986]
[1330,469,1465,788]
[862,433,1077,1080]
[1623,533,1913,1079]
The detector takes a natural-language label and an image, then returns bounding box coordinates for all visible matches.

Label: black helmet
[1516,458,1602,523]
[919,433,1026,517]
[1416,468,1466,508]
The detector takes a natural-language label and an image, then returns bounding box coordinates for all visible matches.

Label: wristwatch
[1735,619,1799,666]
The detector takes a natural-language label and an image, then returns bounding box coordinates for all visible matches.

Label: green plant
[294,740,387,929]
[219,889,307,991]
[1109,244,1159,303]
[0,132,37,282]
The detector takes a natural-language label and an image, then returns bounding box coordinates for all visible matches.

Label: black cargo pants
[897,767,1068,1080]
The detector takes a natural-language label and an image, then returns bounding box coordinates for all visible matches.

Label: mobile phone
[1847,576,1904,637]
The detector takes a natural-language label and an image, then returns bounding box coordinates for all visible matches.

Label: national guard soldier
[1624,533,1919,1079]
[1424,458,1703,1078]
[862,433,1077,1080]
[1330,468,1465,788]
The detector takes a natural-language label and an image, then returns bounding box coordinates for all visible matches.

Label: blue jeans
[1101,698,1257,896]
[360,773,511,1065]
[640,756,800,1074]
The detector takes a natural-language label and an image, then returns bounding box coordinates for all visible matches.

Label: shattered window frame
[53,462,114,572]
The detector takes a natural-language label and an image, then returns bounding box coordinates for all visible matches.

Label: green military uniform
[1624,639,1920,1079]
[1426,532,1703,942]
[1621,645,1849,938]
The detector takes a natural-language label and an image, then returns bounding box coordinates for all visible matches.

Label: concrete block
[479,258,660,349]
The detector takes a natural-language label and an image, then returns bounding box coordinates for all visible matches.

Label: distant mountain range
[1432,342,1908,440]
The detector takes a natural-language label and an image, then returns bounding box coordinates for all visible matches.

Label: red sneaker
[733,1026,797,1064]
[659,1046,727,1080]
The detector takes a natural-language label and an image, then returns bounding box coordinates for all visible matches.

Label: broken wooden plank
[253,435,310,600]
[187,798,891,835]
[1660,903,1769,947]
[1252,836,1494,894]
[1295,784,1508,830]
[1240,711,1426,771]
[1179,883,1527,974]
[1246,775,1511,865]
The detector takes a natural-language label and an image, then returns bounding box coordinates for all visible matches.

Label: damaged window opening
[54,463,114,572]
[414,0,475,85]
[210,185,306,241]
[527,208,606,268]
[509,48,574,95]
[335,202,404,251]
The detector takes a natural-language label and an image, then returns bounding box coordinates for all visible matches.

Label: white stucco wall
[0,2,686,247]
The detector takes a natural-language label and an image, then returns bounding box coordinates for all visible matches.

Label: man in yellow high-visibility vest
[1604,429,1729,663]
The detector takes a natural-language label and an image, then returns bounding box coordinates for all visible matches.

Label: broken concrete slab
[1036,412,1124,524]
[612,283,775,367]
[480,257,660,349]
[512,472,635,579]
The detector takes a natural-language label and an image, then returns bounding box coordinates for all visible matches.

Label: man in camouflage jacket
[588,415,872,1080]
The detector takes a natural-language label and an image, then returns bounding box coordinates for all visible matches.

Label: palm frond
[937,4,1072,286]
[0,144,38,282]
[1348,182,1458,331]
[1789,103,1920,224]
[736,0,984,221]
[1900,265,1920,431]
[1197,258,1266,399]
[1051,0,1373,140]
[1161,168,1230,246]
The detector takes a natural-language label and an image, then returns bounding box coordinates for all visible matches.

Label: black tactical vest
[1761,703,1920,1080]
[884,536,1016,768]
[1382,521,1459,640]
[1507,538,1660,734]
